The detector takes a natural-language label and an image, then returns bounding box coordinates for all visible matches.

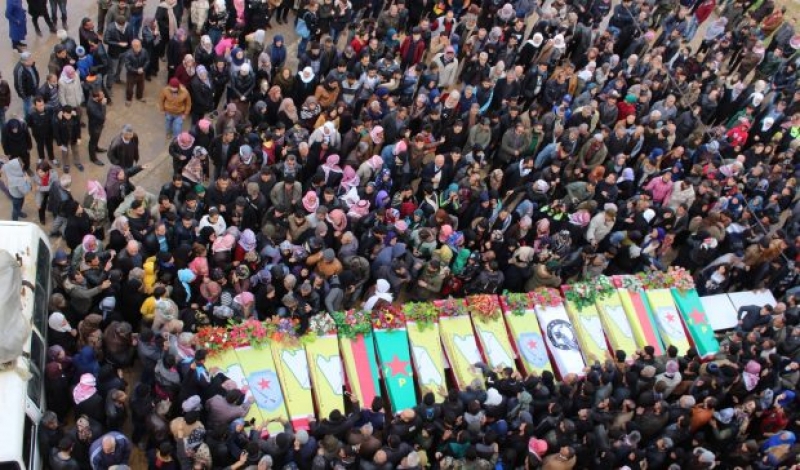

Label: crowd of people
[3,0,800,467]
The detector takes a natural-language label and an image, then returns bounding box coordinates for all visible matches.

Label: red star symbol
[665,313,676,323]
[259,378,271,390]
[386,355,410,377]
[527,340,538,350]
[690,309,707,325]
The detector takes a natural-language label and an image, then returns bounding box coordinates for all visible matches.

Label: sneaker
[75,163,84,172]
[96,148,107,153]
[51,159,59,167]
[37,158,43,164]
[138,98,146,103]
[18,212,27,219]
[63,165,70,173]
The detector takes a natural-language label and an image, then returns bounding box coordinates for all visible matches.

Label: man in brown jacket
[158,77,192,139]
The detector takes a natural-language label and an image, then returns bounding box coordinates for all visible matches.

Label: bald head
[102,436,116,454]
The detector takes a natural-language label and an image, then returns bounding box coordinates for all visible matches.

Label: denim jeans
[107,55,123,84]
[130,13,143,38]
[22,97,33,119]
[11,196,25,221]
[49,0,67,23]
[165,113,184,136]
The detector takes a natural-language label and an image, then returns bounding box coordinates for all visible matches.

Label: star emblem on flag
[689,309,707,325]
[386,355,410,377]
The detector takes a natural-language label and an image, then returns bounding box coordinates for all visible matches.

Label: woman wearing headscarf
[49,309,77,350]
[299,96,322,130]
[194,35,216,70]
[189,65,215,125]
[309,121,342,152]
[104,165,137,222]
[255,52,272,85]
[166,28,191,80]
[228,62,255,117]
[45,345,74,420]
[277,97,299,128]
[83,180,108,236]
[73,373,106,424]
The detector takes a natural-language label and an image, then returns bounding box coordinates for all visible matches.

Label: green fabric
[373,329,417,413]
[671,288,720,357]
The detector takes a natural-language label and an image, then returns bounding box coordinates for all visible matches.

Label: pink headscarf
[212,234,236,252]
[234,291,254,306]
[82,234,99,252]
[743,360,761,391]
[340,166,360,192]
[189,257,209,277]
[321,154,343,180]
[73,373,97,405]
[327,209,347,232]
[368,155,384,170]
[87,180,107,202]
[370,126,384,144]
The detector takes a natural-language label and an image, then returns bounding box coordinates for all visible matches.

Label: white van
[0,222,52,470]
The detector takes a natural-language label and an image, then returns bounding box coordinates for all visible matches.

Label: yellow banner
[595,291,638,355]
[270,342,315,430]
[234,347,289,434]
[472,315,517,370]
[564,301,609,365]
[645,289,692,353]
[205,349,264,424]
[504,310,553,376]
[406,322,447,401]
[439,316,483,389]
[304,335,345,419]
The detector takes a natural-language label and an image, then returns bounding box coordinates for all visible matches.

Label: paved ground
[0,0,301,238]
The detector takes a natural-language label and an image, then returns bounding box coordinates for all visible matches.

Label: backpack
[295,17,310,39]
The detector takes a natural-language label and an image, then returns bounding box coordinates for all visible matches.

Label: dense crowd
[3,0,800,467]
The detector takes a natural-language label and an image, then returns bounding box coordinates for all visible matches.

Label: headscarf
[59,65,76,84]
[200,35,213,53]
[47,345,65,362]
[270,35,286,67]
[743,360,761,391]
[340,166,360,193]
[73,373,97,405]
[105,166,126,200]
[619,168,635,183]
[213,234,236,252]
[87,180,107,202]
[370,126,384,145]
[278,98,298,122]
[178,269,196,300]
[82,235,98,253]
[238,229,256,252]
[322,154,343,180]
[48,312,72,333]
[111,216,132,240]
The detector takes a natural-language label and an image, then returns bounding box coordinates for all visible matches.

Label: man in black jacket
[26,97,57,165]
[103,15,134,87]
[13,52,40,117]
[86,88,108,165]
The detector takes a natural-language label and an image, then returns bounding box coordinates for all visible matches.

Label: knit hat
[182,395,202,413]
[296,429,309,445]
[323,248,336,261]
[169,78,181,88]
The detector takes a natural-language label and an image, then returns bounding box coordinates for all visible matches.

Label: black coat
[189,75,214,115]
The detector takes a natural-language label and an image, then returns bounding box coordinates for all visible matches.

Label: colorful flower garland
[563,275,614,310]
[403,302,440,331]
[372,305,407,330]
[467,295,502,321]
[331,309,373,338]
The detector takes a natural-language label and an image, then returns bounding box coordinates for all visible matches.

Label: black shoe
[63,165,70,173]
[90,158,105,166]
[18,212,28,219]
[49,26,57,33]
[35,29,43,37]
[75,163,84,172]
[96,147,107,153]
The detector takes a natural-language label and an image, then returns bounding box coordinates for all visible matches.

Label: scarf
[73,373,97,405]
[182,156,206,184]
[322,154,343,180]
[87,180,107,202]
[111,216,133,240]
[49,312,72,333]
[238,229,257,252]
[743,360,761,391]
[161,0,178,38]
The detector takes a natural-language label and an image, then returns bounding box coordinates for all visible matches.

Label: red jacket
[400,37,426,66]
